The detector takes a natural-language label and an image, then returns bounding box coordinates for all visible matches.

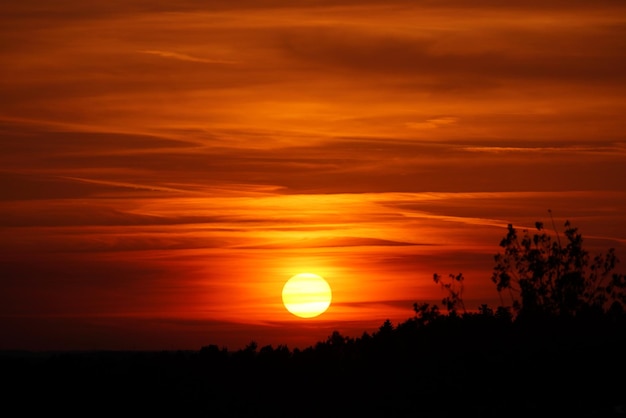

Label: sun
[282,273,332,318]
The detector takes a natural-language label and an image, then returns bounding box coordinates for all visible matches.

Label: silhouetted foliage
[492,219,626,318]
[494,305,513,323]
[412,302,440,326]
[377,319,394,336]
[433,272,466,315]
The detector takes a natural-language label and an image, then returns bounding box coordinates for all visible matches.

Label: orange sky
[1,0,625,350]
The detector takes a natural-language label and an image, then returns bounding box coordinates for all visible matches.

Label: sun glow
[282,273,332,318]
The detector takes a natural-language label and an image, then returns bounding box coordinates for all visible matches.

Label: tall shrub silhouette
[433,272,466,316]
[491,219,626,317]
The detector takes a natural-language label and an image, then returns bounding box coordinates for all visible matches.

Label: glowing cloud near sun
[282,273,332,318]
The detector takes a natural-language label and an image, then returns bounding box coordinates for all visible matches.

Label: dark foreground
[3,315,626,417]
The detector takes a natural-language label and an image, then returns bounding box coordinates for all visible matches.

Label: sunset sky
[1,0,625,351]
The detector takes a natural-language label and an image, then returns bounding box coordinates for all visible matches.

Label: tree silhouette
[433,272,466,315]
[491,219,626,318]
[412,302,440,326]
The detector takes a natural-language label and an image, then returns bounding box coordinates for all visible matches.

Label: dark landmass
[3,313,625,417]
[4,220,625,416]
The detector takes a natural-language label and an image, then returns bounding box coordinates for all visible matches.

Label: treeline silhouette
[3,220,625,416]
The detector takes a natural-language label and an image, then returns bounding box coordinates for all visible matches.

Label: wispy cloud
[406,117,458,130]
[462,145,626,155]
[139,49,239,64]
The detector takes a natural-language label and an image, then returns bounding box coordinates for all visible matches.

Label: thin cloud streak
[139,49,239,64]
[463,144,626,155]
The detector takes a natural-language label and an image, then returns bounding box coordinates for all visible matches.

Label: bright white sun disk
[282,273,332,318]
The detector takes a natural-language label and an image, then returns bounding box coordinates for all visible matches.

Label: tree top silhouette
[427,216,626,321]
[491,218,625,318]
